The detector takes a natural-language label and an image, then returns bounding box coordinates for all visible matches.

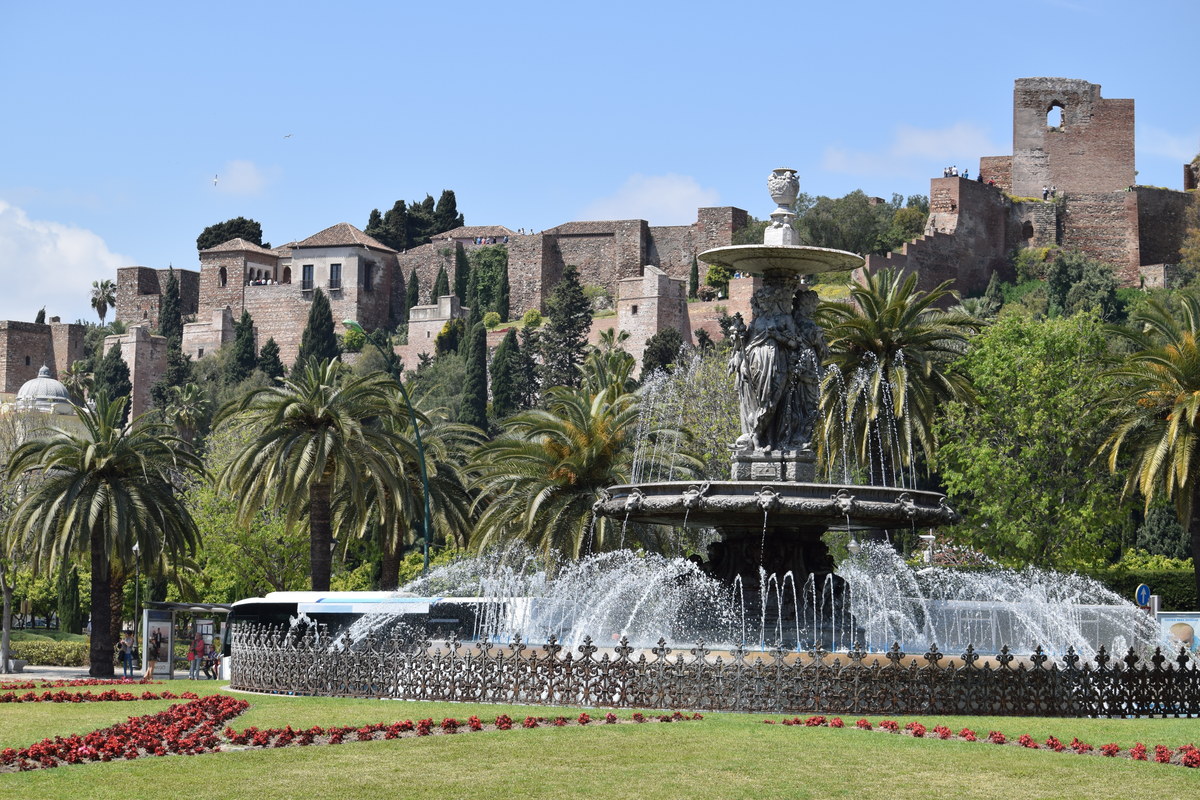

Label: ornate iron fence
[230,623,1199,718]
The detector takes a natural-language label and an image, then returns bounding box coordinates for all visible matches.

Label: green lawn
[2,683,1199,798]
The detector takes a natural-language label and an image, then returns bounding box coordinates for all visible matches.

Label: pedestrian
[1042,186,1049,200]
[188,633,204,679]
[145,631,162,680]
[119,631,135,679]
[962,169,969,180]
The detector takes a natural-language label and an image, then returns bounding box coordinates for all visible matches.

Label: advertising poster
[1158,612,1200,654]
[143,609,174,678]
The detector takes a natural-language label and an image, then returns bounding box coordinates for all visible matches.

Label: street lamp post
[132,542,140,669]
[343,320,433,575]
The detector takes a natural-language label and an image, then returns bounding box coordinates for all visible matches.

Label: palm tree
[1101,294,1200,602]
[165,383,210,447]
[215,360,412,591]
[90,280,116,325]
[5,394,202,676]
[334,406,478,589]
[817,269,980,485]
[470,381,698,559]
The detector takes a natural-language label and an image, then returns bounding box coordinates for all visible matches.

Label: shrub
[483,311,501,329]
[10,640,89,667]
[340,327,365,353]
[520,309,543,329]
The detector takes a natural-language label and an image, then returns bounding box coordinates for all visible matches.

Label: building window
[329,263,342,291]
[219,266,227,287]
[426,330,431,338]
[363,262,375,292]
[302,264,314,291]
[25,356,30,366]
[198,348,204,357]
[1047,103,1063,129]
[631,305,639,315]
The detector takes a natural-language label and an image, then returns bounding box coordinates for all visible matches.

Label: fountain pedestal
[731,448,815,482]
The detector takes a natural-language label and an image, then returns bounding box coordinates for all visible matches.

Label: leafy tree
[431,266,450,303]
[225,310,257,385]
[469,381,698,558]
[403,269,421,322]
[490,328,520,419]
[158,267,182,344]
[467,245,509,316]
[1045,250,1118,319]
[409,351,466,419]
[818,269,980,484]
[149,344,195,411]
[642,328,684,375]
[90,280,116,325]
[295,289,339,370]
[7,394,202,676]
[459,319,488,432]
[705,264,732,296]
[585,329,637,398]
[196,216,263,251]
[454,243,470,301]
[688,255,699,299]
[798,190,897,255]
[257,337,285,380]
[1101,294,1200,603]
[434,190,465,235]
[1137,503,1189,560]
[216,362,410,591]
[34,307,45,325]
[647,345,739,480]
[539,265,592,392]
[366,201,408,251]
[93,344,132,420]
[434,318,466,356]
[935,313,1129,567]
[56,566,82,635]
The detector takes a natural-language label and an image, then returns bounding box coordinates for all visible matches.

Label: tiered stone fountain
[595,169,957,612]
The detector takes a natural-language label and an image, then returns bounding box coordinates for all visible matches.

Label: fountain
[594,168,956,642]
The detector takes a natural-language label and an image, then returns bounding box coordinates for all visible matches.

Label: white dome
[16,365,72,413]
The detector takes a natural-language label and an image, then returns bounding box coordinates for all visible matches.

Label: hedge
[1087,569,1197,612]
[9,639,90,667]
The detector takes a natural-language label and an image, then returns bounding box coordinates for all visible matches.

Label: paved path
[2,664,95,682]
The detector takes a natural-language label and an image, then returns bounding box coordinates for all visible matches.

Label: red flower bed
[0,688,195,704]
[760,716,1200,770]
[1,695,247,771]
[0,678,160,692]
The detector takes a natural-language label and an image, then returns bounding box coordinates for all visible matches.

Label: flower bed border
[762,715,1200,769]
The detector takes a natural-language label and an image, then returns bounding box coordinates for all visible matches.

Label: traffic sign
[1135,583,1151,606]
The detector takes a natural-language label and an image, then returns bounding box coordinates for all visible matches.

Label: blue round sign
[1135,583,1151,606]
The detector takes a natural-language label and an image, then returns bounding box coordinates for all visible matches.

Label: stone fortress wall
[864,77,1197,297]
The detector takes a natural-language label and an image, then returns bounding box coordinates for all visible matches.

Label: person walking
[145,631,162,680]
[188,633,204,679]
[119,631,135,679]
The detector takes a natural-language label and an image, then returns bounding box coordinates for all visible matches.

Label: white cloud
[0,200,129,323]
[1139,125,1199,163]
[822,122,1003,179]
[214,159,273,196]
[579,174,721,225]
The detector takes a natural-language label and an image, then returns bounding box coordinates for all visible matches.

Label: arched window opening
[218,266,227,287]
[1021,221,1034,240]
[1046,103,1063,129]
[282,267,292,284]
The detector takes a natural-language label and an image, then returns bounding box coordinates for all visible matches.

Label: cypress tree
[34,307,46,325]
[57,566,82,634]
[159,267,182,343]
[434,189,465,234]
[405,269,421,318]
[257,337,285,380]
[459,318,488,431]
[225,310,257,384]
[150,346,194,410]
[496,262,510,321]
[688,255,700,299]
[517,326,541,410]
[454,242,470,301]
[364,208,385,241]
[93,343,132,421]
[539,264,591,391]
[380,201,409,251]
[431,266,450,303]
[490,328,520,419]
[296,288,340,369]
[642,327,684,375]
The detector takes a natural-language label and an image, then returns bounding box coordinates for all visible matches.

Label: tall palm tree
[817,269,980,485]
[90,280,116,325]
[470,382,698,559]
[5,394,202,676]
[334,406,478,589]
[165,383,210,448]
[216,360,412,591]
[1101,294,1200,602]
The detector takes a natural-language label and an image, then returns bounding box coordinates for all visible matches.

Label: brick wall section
[1008,201,1059,250]
[396,296,468,370]
[1059,192,1141,283]
[613,266,691,375]
[0,322,58,393]
[182,308,235,360]
[978,156,1012,193]
[506,234,562,317]
[1135,187,1192,267]
[1011,78,1135,197]
[49,321,87,376]
[115,266,200,329]
[106,326,168,418]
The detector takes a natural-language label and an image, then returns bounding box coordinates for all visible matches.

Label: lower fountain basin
[596,481,957,531]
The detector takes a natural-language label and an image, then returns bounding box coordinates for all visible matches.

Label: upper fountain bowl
[699,244,863,277]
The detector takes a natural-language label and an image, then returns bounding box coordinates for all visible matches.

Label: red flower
[603,713,617,725]
[1129,743,1147,761]
[1017,734,1039,749]
[1099,743,1121,757]
[880,720,899,733]
[905,722,927,738]
[987,731,1006,745]
[959,728,977,742]
[855,719,873,730]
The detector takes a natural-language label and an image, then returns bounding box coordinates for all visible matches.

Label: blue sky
[1,0,1197,324]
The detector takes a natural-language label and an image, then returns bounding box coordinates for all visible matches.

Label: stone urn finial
[768,168,799,210]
